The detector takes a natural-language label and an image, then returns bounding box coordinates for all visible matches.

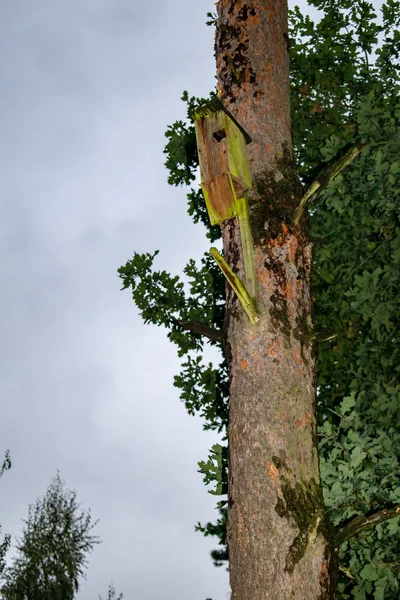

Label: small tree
[0,472,100,600]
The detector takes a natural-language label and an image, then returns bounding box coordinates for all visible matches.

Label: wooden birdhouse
[194,109,252,225]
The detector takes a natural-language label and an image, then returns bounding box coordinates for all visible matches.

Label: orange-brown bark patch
[266,335,282,358]
[295,412,313,431]
[267,461,280,485]
[293,346,303,366]
[265,0,277,17]
[287,234,298,263]
[282,280,296,313]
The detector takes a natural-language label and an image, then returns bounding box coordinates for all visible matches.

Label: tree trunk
[215,1,337,597]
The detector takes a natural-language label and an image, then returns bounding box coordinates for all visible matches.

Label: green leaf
[340,394,357,415]
[350,447,367,468]
[359,563,379,581]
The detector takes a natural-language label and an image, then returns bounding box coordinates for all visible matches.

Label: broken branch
[335,503,400,546]
[294,141,368,225]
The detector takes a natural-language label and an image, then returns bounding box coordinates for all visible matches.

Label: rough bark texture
[215,1,337,598]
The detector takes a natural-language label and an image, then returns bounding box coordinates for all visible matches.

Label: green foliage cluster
[0,472,100,600]
[197,444,228,498]
[0,465,123,600]
[196,445,229,568]
[289,2,400,596]
[118,247,228,432]
[119,0,400,596]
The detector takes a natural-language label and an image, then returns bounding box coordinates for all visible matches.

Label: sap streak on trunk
[215,1,336,598]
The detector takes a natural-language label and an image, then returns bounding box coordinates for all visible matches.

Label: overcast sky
[0,1,319,599]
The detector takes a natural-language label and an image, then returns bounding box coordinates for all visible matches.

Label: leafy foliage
[290,0,400,596]
[0,472,100,600]
[174,356,228,432]
[195,507,228,568]
[119,0,400,594]
[164,120,197,187]
[0,452,11,480]
[205,12,217,27]
[118,243,228,438]
[198,444,228,498]
[118,249,224,357]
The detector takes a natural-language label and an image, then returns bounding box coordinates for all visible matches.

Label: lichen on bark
[273,455,325,573]
[250,143,303,245]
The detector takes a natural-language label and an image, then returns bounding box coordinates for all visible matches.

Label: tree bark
[215,1,337,597]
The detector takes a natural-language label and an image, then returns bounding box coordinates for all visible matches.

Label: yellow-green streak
[235,193,257,300]
[210,247,258,324]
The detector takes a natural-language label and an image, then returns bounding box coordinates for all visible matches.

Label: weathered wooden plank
[195,110,252,225]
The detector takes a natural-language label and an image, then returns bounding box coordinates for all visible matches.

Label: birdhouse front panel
[195,109,252,225]
[201,173,238,225]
